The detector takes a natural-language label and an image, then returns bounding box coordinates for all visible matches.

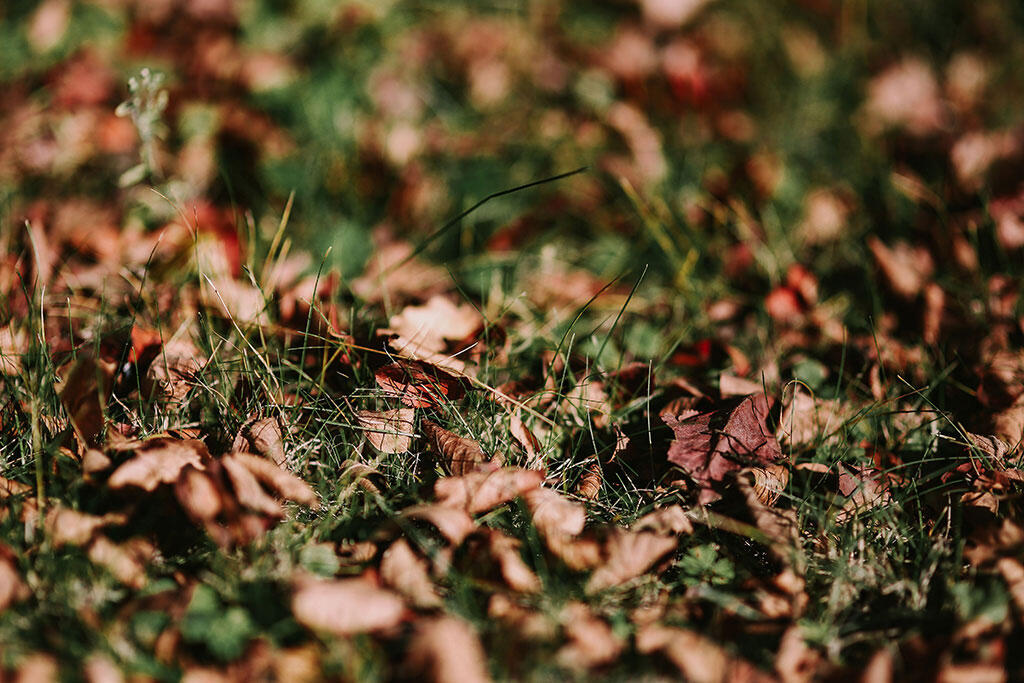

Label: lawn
[1,0,1024,680]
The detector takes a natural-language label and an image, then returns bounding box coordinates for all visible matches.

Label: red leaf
[662,394,783,505]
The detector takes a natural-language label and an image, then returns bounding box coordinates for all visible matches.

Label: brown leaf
[488,594,556,641]
[145,338,206,404]
[509,411,543,468]
[835,464,892,523]
[487,530,542,593]
[0,544,29,613]
[775,626,820,683]
[387,295,481,352]
[59,354,116,451]
[524,487,586,539]
[867,236,935,300]
[405,616,492,683]
[663,394,783,505]
[375,360,468,409]
[778,388,847,449]
[636,625,769,683]
[402,505,476,546]
[0,476,31,500]
[422,420,488,475]
[435,468,545,515]
[231,452,318,508]
[45,507,125,547]
[357,409,415,455]
[87,536,153,588]
[555,602,624,670]
[577,457,602,499]
[108,438,209,491]
[381,538,443,609]
[175,468,223,522]
[233,417,287,466]
[222,454,285,518]
[11,653,59,683]
[545,532,603,572]
[631,505,693,536]
[586,529,678,593]
[997,557,1024,621]
[291,578,405,636]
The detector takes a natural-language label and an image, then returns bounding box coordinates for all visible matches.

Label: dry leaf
[88,536,152,588]
[867,237,935,300]
[222,454,284,517]
[435,468,545,515]
[0,476,31,500]
[175,467,223,521]
[509,412,543,467]
[778,388,847,449]
[632,505,693,536]
[636,625,762,683]
[231,452,317,508]
[381,539,443,609]
[577,457,602,499]
[556,602,624,670]
[488,594,556,641]
[545,532,603,572]
[422,420,488,475]
[145,338,206,403]
[292,578,405,636]
[663,394,784,505]
[775,626,820,683]
[45,507,125,547]
[586,529,678,593]
[233,417,287,466]
[0,545,28,613]
[357,409,415,454]
[402,505,476,546]
[524,487,586,539]
[59,354,116,450]
[108,438,208,491]
[375,360,468,409]
[405,616,492,683]
[388,295,481,352]
[83,654,124,683]
[12,653,59,683]
[487,530,542,593]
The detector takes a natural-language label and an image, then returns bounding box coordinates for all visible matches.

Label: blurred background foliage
[1,0,1023,311]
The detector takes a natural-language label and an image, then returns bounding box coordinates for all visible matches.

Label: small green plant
[115,67,168,186]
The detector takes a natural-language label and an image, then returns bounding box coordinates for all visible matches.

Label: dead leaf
[867,236,935,300]
[545,532,603,572]
[233,417,287,466]
[435,468,545,515]
[375,360,467,409]
[175,467,223,522]
[778,388,847,449]
[0,545,28,613]
[292,578,405,636]
[402,505,476,546]
[59,354,116,450]
[488,594,556,641]
[83,654,123,683]
[577,457,602,499]
[45,507,125,547]
[388,295,481,353]
[835,463,892,523]
[636,624,768,683]
[631,505,693,536]
[775,626,819,683]
[586,529,678,593]
[12,653,59,683]
[108,438,208,491]
[145,338,206,404]
[0,476,31,500]
[487,530,541,593]
[556,602,624,670]
[232,452,318,508]
[663,394,784,505]
[509,411,543,467]
[524,487,586,539]
[405,616,492,683]
[997,557,1024,621]
[222,454,285,517]
[422,420,488,475]
[87,536,152,588]
[381,538,443,609]
[357,409,415,455]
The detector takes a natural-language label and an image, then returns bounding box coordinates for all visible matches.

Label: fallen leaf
[631,505,693,536]
[11,653,59,683]
[175,467,223,522]
[997,557,1024,620]
[545,532,603,572]
[635,625,767,683]
[0,476,31,500]
[435,468,545,515]
[663,394,784,505]
[45,507,125,547]
[388,295,481,353]
[232,452,318,508]
[292,578,405,636]
[421,420,488,475]
[835,463,892,522]
[405,616,492,683]
[488,594,556,641]
[233,416,287,466]
[487,530,541,593]
[524,487,586,539]
[59,354,116,451]
[778,388,847,449]
[375,360,467,409]
[108,438,208,491]
[380,538,443,609]
[0,545,28,613]
[586,529,677,593]
[222,454,285,518]
[402,505,476,546]
[88,536,153,588]
[145,338,206,404]
[555,602,624,670]
[867,236,935,300]
[775,626,820,683]
[577,457,602,499]
[357,408,415,455]
[509,411,543,468]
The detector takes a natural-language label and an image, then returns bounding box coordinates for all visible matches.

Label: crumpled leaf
[381,538,443,609]
[663,394,784,505]
[435,468,545,515]
[292,578,405,636]
[405,616,492,683]
[835,463,892,523]
[108,437,209,491]
[145,338,206,404]
[222,454,283,518]
[421,420,488,475]
[357,408,415,455]
[375,360,468,409]
[230,452,318,508]
[232,416,287,466]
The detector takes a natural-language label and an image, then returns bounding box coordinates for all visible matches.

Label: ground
[1,0,1024,681]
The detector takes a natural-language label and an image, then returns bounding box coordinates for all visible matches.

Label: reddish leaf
[375,360,467,409]
[662,394,783,505]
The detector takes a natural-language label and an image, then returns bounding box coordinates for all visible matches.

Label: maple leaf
[662,394,784,505]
